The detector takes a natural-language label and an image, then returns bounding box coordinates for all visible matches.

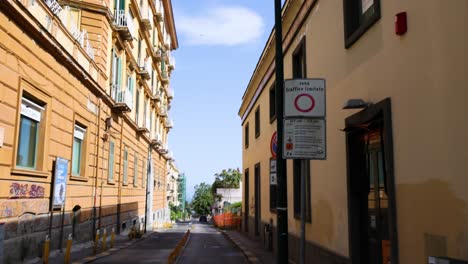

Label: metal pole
[274,0,289,262]
[59,206,65,252]
[300,160,307,264]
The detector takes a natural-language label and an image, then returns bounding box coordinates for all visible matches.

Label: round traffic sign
[294,93,315,113]
[270,132,277,159]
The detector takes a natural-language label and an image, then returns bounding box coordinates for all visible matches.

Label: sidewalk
[222,230,276,264]
[27,230,155,264]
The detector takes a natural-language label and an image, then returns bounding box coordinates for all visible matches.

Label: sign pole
[274,0,288,263]
[300,160,307,264]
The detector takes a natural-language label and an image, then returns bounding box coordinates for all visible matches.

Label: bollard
[110,227,115,248]
[93,229,100,255]
[43,235,50,264]
[101,228,107,251]
[64,234,72,264]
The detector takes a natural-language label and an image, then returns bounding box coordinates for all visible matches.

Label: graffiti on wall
[9,183,45,198]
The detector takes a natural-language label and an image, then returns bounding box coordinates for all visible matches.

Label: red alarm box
[395,12,407,35]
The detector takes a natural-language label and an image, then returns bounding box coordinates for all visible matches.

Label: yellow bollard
[42,234,50,264]
[93,229,100,255]
[101,228,107,251]
[64,234,73,264]
[110,227,115,248]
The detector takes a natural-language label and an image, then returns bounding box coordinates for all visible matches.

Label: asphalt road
[177,221,248,264]
[91,223,189,264]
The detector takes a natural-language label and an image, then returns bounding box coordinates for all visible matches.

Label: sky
[168,1,281,200]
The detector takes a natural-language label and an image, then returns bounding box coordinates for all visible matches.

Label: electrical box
[429,257,468,264]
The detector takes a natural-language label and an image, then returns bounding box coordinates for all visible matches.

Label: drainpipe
[92,98,102,239]
[116,117,124,234]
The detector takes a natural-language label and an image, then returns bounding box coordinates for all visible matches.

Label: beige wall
[241,0,468,262]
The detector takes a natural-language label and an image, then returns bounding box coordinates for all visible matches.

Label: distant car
[199,215,207,222]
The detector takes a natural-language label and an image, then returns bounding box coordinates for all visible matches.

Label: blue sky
[168,1,279,200]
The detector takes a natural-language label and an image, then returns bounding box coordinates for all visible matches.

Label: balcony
[168,53,175,70]
[166,86,174,99]
[153,47,163,62]
[159,106,167,117]
[137,59,151,80]
[111,84,133,112]
[161,70,169,84]
[113,10,135,41]
[154,0,164,22]
[151,91,161,102]
[165,119,173,128]
[151,133,162,147]
[141,8,152,31]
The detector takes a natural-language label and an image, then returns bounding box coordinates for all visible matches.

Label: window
[269,84,276,122]
[123,147,128,185]
[244,123,249,149]
[293,160,311,222]
[17,97,44,169]
[135,88,140,125]
[142,158,146,187]
[134,153,138,186]
[292,38,306,79]
[72,124,86,176]
[108,141,115,182]
[255,107,260,138]
[343,0,381,48]
[110,49,122,100]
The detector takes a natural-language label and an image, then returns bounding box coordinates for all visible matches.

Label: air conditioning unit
[429,257,468,264]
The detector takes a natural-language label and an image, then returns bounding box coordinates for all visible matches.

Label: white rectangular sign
[283,118,326,160]
[270,159,277,185]
[284,79,325,118]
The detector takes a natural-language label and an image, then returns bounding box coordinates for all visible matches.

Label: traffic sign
[283,118,326,160]
[284,79,325,117]
[270,131,278,159]
[270,159,277,185]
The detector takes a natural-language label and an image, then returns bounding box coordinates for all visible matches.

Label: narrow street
[178,221,248,264]
[91,223,189,264]
[89,220,246,263]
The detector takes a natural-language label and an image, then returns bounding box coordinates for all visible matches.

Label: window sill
[70,175,89,182]
[11,168,49,178]
[123,182,129,186]
[107,180,116,185]
[270,115,277,124]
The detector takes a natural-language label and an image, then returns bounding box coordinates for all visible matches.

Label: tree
[211,168,242,198]
[191,183,213,215]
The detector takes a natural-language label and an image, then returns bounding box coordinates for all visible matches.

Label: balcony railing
[141,7,152,31]
[159,106,167,117]
[111,84,133,112]
[113,9,135,40]
[154,0,164,22]
[137,59,151,80]
[151,133,162,147]
[165,119,173,128]
[167,86,174,99]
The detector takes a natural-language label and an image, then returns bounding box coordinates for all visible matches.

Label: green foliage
[224,201,242,213]
[211,168,242,197]
[191,182,213,215]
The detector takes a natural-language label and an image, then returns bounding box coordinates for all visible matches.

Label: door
[346,98,398,264]
[244,169,249,233]
[254,163,261,236]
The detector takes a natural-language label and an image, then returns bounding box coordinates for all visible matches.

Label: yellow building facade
[239,0,468,263]
[0,0,177,261]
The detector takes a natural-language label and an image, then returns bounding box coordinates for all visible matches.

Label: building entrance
[345,99,398,264]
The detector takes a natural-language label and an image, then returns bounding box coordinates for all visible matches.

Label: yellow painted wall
[241,0,468,262]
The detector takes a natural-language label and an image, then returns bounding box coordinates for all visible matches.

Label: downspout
[117,117,124,234]
[92,98,102,239]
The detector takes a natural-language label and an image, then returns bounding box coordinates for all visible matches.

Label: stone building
[0,0,177,261]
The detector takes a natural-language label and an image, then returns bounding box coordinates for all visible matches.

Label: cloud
[177,6,264,46]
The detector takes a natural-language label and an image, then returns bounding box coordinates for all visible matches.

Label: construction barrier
[212,212,241,230]
[167,229,190,264]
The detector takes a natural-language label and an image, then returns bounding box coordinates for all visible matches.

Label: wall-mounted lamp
[342,99,372,109]
[105,117,112,131]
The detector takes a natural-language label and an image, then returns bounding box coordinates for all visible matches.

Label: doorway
[244,169,249,233]
[345,98,398,264]
[254,163,261,236]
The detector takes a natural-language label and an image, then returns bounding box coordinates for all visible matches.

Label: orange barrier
[213,213,241,230]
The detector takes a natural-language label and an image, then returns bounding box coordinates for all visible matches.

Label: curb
[220,230,261,264]
[73,232,153,264]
